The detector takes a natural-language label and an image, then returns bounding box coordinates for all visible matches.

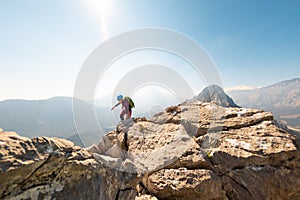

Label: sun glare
[82,0,115,40]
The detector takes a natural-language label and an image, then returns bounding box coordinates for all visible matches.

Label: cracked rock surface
[1,101,300,199]
[0,131,138,200]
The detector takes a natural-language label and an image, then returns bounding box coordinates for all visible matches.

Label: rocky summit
[1,101,300,200]
[194,85,240,108]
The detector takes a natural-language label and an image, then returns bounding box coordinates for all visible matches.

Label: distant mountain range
[228,78,300,129]
[0,91,181,147]
[0,97,115,146]
[0,78,298,147]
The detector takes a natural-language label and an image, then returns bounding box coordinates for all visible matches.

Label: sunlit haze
[81,0,116,40]
[0,0,299,102]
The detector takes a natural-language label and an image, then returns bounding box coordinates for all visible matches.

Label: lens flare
[81,0,115,40]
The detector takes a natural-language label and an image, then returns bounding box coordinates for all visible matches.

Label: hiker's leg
[128,107,132,118]
[120,110,125,120]
[129,108,132,118]
[125,111,131,119]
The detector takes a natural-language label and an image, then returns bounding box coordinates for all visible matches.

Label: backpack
[124,96,135,108]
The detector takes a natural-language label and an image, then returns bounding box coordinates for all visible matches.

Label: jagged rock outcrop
[1,101,300,200]
[0,129,139,200]
[90,101,300,199]
[194,85,240,107]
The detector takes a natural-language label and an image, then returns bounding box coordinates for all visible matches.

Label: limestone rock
[88,101,300,199]
[145,168,227,200]
[0,131,137,200]
[222,165,300,199]
[1,101,300,200]
[135,194,158,200]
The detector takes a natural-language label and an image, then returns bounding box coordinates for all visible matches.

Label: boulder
[144,168,226,200]
[0,131,137,200]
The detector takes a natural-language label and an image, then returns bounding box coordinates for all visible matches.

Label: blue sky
[0,0,300,100]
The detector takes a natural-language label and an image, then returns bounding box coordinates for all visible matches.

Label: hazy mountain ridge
[229,78,300,129]
[93,89,183,119]
[0,78,299,146]
[0,97,115,145]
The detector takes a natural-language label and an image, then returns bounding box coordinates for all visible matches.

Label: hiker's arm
[111,102,120,110]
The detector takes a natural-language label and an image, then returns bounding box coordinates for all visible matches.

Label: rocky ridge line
[90,101,300,199]
[1,101,300,199]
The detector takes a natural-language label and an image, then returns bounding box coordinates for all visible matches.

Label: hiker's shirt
[122,100,130,113]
